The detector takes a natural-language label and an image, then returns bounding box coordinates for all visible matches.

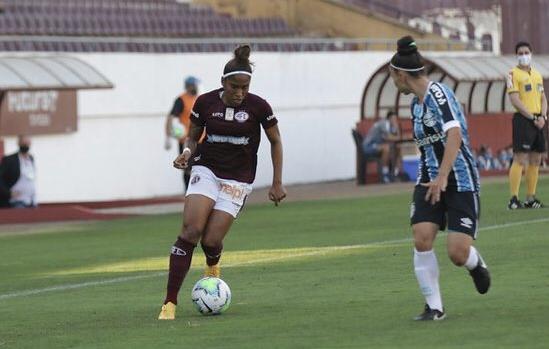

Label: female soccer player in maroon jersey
[158,45,286,320]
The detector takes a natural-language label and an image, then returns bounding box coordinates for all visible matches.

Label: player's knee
[448,245,468,266]
[180,224,203,243]
[414,238,433,252]
[200,235,222,247]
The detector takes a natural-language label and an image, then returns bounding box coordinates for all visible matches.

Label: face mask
[19,145,30,154]
[518,54,531,66]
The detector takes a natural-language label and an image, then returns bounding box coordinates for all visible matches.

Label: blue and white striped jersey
[411,81,480,192]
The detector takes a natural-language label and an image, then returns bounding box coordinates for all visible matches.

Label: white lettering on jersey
[415,132,446,147]
[207,134,250,145]
[266,114,275,121]
[429,84,447,105]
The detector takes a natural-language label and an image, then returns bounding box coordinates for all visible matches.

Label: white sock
[414,249,443,312]
[464,246,480,270]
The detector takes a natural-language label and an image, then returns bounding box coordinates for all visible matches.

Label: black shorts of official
[410,186,480,239]
[512,113,547,153]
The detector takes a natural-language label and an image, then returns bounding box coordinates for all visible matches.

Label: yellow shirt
[506,66,544,114]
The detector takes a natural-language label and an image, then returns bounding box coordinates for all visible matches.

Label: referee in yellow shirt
[506,41,547,209]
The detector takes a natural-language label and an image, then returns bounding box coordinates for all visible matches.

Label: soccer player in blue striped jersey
[388,36,491,321]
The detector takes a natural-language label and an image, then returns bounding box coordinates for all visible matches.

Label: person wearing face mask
[506,41,548,209]
[0,135,37,208]
[164,76,201,192]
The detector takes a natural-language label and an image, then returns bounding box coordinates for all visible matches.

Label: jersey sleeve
[170,98,183,116]
[190,95,206,127]
[506,69,519,94]
[258,99,278,129]
[429,83,461,132]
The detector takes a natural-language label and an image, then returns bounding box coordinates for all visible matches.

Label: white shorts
[185,165,253,218]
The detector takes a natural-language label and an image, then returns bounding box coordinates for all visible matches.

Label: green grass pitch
[1,178,548,348]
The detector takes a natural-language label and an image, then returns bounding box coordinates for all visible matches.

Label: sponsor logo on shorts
[234,111,249,123]
[191,175,200,184]
[171,246,187,256]
[460,217,473,229]
[220,183,245,200]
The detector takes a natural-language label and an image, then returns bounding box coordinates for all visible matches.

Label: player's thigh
[201,209,235,247]
[513,152,529,166]
[181,166,221,241]
[181,194,216,243]
[411,186,444,250]
[529,152,543,165]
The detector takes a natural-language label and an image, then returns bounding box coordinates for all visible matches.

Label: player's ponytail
[390,36,425,76]
[222,44,253,79]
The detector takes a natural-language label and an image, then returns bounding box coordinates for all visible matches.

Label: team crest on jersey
[191,175,200,184]
[234,111,249,123]
[423,109,437,128]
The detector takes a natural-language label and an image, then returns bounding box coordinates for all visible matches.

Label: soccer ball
[191,277,231,315]
[171,119,186,139]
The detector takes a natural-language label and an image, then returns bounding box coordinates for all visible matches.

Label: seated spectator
[478,145,502,170]
[0,135,37,208]
[498,147,513,169]
[361,110,404,183]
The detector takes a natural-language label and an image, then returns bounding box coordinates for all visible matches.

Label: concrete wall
[2,51,394,203]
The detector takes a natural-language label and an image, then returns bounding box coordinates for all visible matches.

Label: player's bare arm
[264,124,286,206]
[173,123,204,169]
[421,127,462,204]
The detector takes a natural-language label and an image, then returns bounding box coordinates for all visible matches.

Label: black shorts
[410,186,480,238]
[512,113,547,153]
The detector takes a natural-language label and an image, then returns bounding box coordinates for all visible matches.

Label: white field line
[1,217,548,301]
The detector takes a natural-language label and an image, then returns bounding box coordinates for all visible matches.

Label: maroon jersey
[189,88,278,183]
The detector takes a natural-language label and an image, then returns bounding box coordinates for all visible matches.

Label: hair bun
[234,44,251,64]
[397,36,418,56]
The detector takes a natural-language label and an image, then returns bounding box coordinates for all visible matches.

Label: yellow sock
[509,162,523,197]
[525,165,540,198]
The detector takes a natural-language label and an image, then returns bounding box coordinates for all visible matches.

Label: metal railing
[0,35,482,53]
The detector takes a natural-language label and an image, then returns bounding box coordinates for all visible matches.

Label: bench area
[353,113,516,185]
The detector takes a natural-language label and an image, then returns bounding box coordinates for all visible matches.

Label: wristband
[183,147,192,154]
